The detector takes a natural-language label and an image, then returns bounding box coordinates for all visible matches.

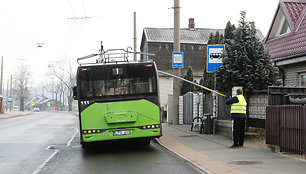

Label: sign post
[206,45,225,122]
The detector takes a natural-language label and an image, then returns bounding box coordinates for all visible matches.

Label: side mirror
[73,86,78,100]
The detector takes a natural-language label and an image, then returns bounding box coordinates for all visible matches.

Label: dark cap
[237,88,243,95]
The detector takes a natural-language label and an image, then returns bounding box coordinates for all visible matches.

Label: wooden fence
[266,105,306,155]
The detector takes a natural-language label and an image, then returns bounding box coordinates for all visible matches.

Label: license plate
[113,130,131,136]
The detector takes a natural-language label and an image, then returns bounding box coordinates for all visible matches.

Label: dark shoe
[229,145,239,148]
[238,145,243,148]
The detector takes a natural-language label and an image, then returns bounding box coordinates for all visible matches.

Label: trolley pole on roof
[133,12,137,62]
[158,70,226,97]
[170,0,181,125]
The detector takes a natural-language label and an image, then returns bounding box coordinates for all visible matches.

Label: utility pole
[10,74,12,111]
[133,12,137,62]
[0,56,3,114]
[0,56,3,95]
[42,85,44,96]
[6,80,8,111]
[98,41,104,63]
[171,0,181,124]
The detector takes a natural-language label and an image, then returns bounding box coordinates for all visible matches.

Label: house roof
[264,0,306,61]
[142,28,224,45]
[141,27,264,49]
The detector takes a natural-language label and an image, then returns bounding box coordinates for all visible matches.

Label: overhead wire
[63,20,87,55]
[81,0,87,18]
[67,0,75,18]
[61,0,88,56]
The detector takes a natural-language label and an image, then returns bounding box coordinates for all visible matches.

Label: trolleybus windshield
[78,64,157,99]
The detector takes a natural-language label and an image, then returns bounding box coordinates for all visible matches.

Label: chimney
[188,18,195,30]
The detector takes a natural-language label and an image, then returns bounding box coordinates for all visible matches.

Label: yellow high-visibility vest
[230,94,247,114]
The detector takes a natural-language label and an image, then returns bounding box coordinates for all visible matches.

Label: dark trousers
[233,117,246,146]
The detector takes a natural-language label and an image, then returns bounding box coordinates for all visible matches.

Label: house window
[300,73,306,87]
[280,20,290,35]
[267,9,291,39]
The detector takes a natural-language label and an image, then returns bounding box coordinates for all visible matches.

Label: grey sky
[0,0,279,88]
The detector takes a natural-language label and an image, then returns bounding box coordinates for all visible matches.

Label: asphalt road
[0,112,203,174]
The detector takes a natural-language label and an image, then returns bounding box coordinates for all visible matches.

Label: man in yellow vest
[226,88,247,148]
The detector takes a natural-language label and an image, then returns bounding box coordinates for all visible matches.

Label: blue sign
[172,52,183,68]
[8,97,12,103]
[207,45,225,72]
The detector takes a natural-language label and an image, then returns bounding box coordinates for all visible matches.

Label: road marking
[66,128,78,146]
[33,129,78,174]
[32,149,59,174]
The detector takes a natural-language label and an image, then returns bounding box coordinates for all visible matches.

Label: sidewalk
[0,111,32,119]
[157,124,306,174]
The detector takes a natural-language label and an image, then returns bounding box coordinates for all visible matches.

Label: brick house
[263,0,306,87]
[140,19,224,107]
[247,0,306,127]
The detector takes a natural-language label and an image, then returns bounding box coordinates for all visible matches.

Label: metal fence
[266,105,306,155]
[181,92,204,124]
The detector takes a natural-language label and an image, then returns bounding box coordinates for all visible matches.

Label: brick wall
[147,42,206,76]
[249,94,268,119]
[284,61,306,87]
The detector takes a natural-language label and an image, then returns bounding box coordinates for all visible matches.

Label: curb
[0,112,32,119]
[154,137,213,174]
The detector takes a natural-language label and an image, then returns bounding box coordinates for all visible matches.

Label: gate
[266,105,306,155]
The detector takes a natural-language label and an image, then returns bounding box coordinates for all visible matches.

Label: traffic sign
[172,52,183,68]
[207,45,225,72]
[8,97,12,103]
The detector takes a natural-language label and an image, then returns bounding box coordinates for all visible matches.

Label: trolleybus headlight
[88,130,92,134]
[151,125,155,129]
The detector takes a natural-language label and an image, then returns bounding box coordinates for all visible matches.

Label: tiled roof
[264,0,306,61]
[142,27,264,46]
[284,1,305,27]
[143,28,224,45]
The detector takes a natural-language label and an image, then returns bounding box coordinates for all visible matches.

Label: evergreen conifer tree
[224,21,236,43]
[181,66,195,95]
[216,11,278,97]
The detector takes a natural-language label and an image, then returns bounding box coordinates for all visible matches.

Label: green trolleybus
[73,48,162,148]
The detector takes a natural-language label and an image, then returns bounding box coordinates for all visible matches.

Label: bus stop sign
[207,45,225,72]
[172,52,183,68]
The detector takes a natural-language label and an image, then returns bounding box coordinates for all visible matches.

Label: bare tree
[48,60,75,111]
[14,63,31,111]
